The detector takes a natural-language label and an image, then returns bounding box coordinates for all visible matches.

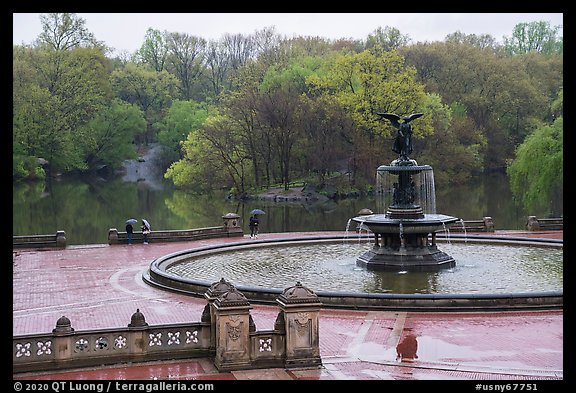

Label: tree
[164,126,229,193]
[136,28,168,72]
[444,31,498,50]
[110,63,179,144]
[308,48,430,183]
[365,26,410,50]
[198,114,252,195]
[156,100,210,165]
[417,95,487,185]
[203,33,256,99]
[164,32,207,100]
[257,62,315,190]
[402,40,561,170]
[503,21,563,55]
[298,94,353,186]
[13,45,112,173]
[507,117,563,213]
[79,100,146,171]
[37,13,105,52]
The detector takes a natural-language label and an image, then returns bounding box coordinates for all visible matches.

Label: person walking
[249,215,259,239]
[125,223,134,245]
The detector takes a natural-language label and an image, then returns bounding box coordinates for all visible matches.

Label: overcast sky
[13,13,563,55]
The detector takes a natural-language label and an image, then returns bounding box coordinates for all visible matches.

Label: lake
[13,171,559,246]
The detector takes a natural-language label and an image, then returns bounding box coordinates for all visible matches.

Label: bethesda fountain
[352,112,460,271]
[142,110,562,309]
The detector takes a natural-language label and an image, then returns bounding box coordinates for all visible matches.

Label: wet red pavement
[13,231,563,381]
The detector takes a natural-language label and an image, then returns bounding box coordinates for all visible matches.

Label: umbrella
[125,218,138,225]
[250,209,266,215]
[142,219,151,230]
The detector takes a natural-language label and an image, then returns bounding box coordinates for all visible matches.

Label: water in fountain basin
[166,242,563,294]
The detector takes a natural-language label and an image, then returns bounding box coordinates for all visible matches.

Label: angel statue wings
[377,113,423,160]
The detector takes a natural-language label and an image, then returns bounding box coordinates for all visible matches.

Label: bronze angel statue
[377,112,423,160]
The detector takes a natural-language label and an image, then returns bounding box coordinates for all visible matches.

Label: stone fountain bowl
[352,213,460,234]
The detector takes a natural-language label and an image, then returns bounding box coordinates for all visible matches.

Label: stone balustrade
[12,231,67,249]
[526,216,563,231]
[13,279,322,374]
[449,217,495,232]
[108,213,244,244]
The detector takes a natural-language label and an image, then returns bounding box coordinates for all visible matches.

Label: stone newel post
[204,278,235,351]
[127,308,149,359]
[52,316,75,365]
[212,286,253,371]
[222,213,243,237]
[276,281,322,368]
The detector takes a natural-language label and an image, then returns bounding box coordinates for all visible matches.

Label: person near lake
[141,221,151,244]
[126,223,134,245]
[249,215,259,239]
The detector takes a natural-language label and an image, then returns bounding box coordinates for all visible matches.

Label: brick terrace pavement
[13,231,564,381]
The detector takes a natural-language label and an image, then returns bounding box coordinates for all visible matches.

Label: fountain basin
[143,234,563,311]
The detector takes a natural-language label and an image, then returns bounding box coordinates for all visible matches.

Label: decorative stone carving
[212,286,253,371]
[276,282,322,368]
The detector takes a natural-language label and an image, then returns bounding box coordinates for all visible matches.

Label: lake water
[13,171,560,245]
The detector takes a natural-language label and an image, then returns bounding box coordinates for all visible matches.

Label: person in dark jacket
[126,223,134,245]
[249,215,259,239]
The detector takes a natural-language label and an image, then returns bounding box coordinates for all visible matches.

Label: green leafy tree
[507,117,563,213]
[135,28,168,72]
[79,99,146,171]
[402,40,561,170]
[13,45,112,174]
[417,96,487,185]
[308,47,429,183]
[258,62,314,190]
[110,63,179,144]
[156,100,211,166]
[164,129,227,193]
[504,21,563,55]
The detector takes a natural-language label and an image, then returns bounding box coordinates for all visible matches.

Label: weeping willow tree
[507,116,563,214]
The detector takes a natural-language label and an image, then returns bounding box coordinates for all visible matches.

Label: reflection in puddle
[396,334,418,362]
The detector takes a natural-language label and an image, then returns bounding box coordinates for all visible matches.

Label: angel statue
[377,112,423,160]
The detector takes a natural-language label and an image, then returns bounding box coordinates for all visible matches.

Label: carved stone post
[222,213,243,237]
[483,216,495,232]
[127,308,149,359]
[204,278,235,352]
[276,282,322,368]
[55,230,67,248]
[526,216,540,231]
[212,286,253,371]
[108,228,119,245]
[52,316,75,365]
